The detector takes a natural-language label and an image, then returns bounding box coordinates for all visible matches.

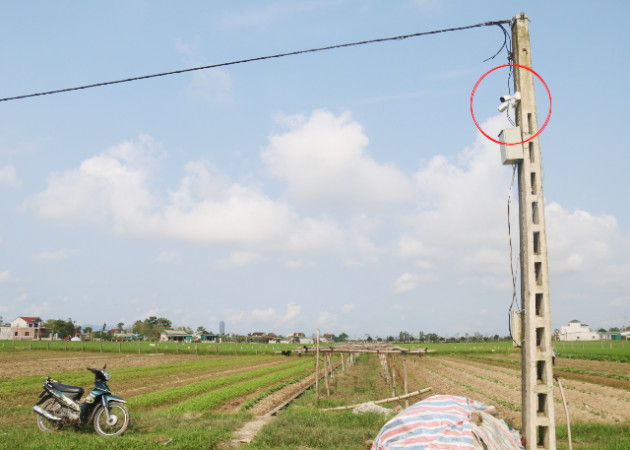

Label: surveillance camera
[498,101,510,113]
[498,91,521,112]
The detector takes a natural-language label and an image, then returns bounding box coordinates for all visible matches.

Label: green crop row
[129,359,311,409]
[0,355,268,397]
[240,371,312,411]
[0,340,303,355]
[168,360,314,413]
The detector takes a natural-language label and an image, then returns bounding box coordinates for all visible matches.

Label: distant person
[552,350,556,365]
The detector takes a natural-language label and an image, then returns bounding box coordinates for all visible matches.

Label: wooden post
[324,351,331,397]
[403,353,409,408]
[328,354,334,379]
[389,354,396,397]
[138,342,141,354]
[316,329,321,403]
[341,353,346,371]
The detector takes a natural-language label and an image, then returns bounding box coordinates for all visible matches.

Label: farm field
[0,344,629,449]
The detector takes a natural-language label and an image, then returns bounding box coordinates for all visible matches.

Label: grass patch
[556,422,630,449]
[248,406,388,450]
[0,409,252,450]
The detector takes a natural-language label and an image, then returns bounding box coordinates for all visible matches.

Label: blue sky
[1,1,628,338]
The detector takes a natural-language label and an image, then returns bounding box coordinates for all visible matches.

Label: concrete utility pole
[511,13,556,449]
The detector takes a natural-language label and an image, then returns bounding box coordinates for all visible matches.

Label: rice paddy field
[0,341,628,449]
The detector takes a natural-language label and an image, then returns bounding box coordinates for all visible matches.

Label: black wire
[0,19,510,103]
[500,23,516,126]
[482,23,508,62]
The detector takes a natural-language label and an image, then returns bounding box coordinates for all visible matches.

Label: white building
[559,319,599,341]
[0,317,51,340]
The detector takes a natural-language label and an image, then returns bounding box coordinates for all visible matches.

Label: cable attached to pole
[0,19,510,103]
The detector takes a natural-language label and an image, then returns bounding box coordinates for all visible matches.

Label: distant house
[1,317,51,341]
[196,332,219,343]
[112,332,137,341]
[288,332,306,343]
[559,320,599,341]
[160,330,193,343]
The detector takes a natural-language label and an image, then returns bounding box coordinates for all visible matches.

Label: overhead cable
[0,19,510,103]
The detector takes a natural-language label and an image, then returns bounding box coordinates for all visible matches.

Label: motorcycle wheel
[36,398,63,432]
[93,402,129,436]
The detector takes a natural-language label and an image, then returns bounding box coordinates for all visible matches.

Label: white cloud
[33,249,78,262]
[397,115,513,283]
[341,304,354,314]
[317,311,337,326]
[279,302,302,323]
[249,307,276,322]
[157,251,178,263]
[23,135,349,255]
[546,202,618,275]
[284,259,312,269]
[0,271,9,282]
[262,109,413,208]
[0,164,19,187]
[217,251,264,268]
[245,302,302,326]
[23,135,159,230]
[227,311,244,323]
[393,272,419,293]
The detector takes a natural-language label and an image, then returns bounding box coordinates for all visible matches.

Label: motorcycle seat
[52,382,84,395]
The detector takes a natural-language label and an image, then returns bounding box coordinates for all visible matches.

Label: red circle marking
[470,64,552,146]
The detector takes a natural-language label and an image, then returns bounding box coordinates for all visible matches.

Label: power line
[1,19,510,103]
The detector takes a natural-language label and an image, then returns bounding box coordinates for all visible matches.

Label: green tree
[197,326,208,334]
[117,322,124,333]
[44,318,76,339]
[338,332,349,342]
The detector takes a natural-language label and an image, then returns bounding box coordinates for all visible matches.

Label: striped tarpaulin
[371,395,523,449]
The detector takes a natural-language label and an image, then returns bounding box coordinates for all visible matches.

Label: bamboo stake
[321,388,432,411]
[315,329,320,403]
[328,353,334,379]
[324,351,330,396]
[403,353,409,408]
[555,377,572,450]
[390,354,396,397]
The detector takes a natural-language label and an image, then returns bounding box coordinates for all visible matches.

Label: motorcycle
[33,364,130,436]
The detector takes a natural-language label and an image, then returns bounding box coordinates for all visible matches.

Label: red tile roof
[19,316,42,323]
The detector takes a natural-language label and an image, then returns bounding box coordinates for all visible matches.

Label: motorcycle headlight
[101,370,111,381]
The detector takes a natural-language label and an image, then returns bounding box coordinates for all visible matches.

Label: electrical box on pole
[509,12,556,449]
[499,127,524,165]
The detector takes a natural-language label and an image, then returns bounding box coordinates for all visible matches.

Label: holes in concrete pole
[537,425,549,448]
[532,201,540,224]
[535,262,542,285]
[536,327,545,350]
[537,360,547,384]
[533,231,541,254]
[529,142,534,163]
[531,172,537,194]
[527,113,533,134]
[535,293,543,316]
